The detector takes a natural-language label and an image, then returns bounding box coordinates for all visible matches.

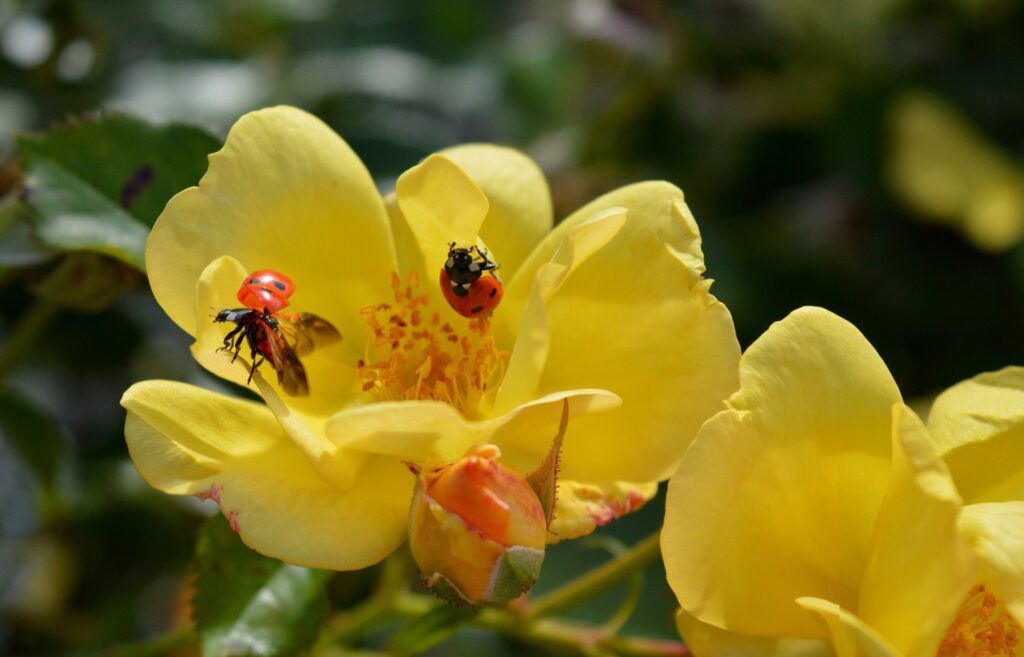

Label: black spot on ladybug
[273,281,287,291]
[489,288,497,298]
[470,305,485,314]
[120,164,155,209]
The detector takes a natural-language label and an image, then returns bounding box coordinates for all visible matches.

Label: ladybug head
[447,243,476,269]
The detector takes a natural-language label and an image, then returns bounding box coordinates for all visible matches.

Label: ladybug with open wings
[214,270,341,396]
[439,243,504,318]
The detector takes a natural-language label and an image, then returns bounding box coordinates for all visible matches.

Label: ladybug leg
[224,329,245,360]
[220,324,242,352]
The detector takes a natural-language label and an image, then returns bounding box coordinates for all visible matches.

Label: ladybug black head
[444,243,488,286]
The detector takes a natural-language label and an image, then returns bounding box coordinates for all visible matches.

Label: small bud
[408,444,547,605]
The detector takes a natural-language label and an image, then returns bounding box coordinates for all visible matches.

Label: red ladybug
[237,269,295,314]
[439,243,504,318]
[214,270,340,396]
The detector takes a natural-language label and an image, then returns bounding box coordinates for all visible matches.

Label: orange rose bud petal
[409,445,547,605]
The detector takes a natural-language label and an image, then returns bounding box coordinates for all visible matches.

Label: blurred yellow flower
[662,307,1024,657]
[888,91,1024,252]
[121,106,740,570]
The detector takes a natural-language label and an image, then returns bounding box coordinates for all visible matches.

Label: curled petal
[857,405,977,657]
[676,609,832,657]
[121,380,410,570]
[662,307,901,638]
[958,501,1024,620]
[441,144,553,280]
[324,389,621,474]
[929,367,1024,504]
[796,598,900,657]
[396,154,490,274]
[499,182,740,483]
[547,480,657,543]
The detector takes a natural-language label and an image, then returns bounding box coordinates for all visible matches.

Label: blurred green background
[2,0,1024,655]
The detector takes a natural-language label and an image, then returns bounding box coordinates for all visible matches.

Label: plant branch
[528,531,662,620]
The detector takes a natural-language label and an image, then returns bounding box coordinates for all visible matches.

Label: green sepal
[486,545,544,602]
[526,398,569,528]
[422,570,476,607]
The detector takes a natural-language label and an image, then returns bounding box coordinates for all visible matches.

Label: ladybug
[439,243,504,318]
[214,270,341,396]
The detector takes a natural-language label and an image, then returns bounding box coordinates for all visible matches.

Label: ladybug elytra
[439,243,504,318]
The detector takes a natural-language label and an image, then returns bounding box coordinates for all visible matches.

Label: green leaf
[0,388,64,491]
[17,113,220,271]
[388,604,476,656]
[0,197,52,267]
[192,515,331,657]
[526,398,568,528]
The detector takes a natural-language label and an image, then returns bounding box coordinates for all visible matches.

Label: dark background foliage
[1,0,1023,655]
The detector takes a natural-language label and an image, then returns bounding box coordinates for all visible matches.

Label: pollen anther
[356,271,507,415]
[938,584,1020,657]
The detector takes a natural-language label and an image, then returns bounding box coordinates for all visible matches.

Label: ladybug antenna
[447,241,456,254]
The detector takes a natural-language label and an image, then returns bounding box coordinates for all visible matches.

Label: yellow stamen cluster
[356,271,507,416]
[938,584,1020,657]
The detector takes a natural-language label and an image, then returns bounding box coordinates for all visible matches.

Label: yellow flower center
[937,584,1020,657]
[356,271,507,416]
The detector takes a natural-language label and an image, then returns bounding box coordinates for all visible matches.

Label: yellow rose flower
[121,106,739,571]
[662,307,1024,657]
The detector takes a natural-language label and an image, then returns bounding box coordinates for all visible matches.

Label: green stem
[393,592,686,657]
[0,297,59,379]
[316,550,411,647]
[528,531,662,620]
[86,626,197,657]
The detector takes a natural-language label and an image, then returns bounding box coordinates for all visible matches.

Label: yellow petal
[857,405,977,657]
[147,105,395,344]
[662,307,901,638]
[395,153,490,272]
[796,598,900,657]
[498,182,739,483]
[676,609,832,657]
[494,206,627,410]
[958,502,1024,620]
[440,144,552,279]
[192,256,361,419]
[547,480,657,542]
[324,389,621,475]
[928,367,1024,504]
[121,380,410,570]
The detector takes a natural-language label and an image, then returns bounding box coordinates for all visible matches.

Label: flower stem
[316,550,412,647]
[527,531,662,620]
[391,592,687,657]
[82,626,196,657]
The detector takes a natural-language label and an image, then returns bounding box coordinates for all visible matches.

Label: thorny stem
[528,531,663,620]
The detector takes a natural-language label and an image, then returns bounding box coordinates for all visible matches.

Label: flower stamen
[937,583,1020,657]
[357,271,507,416]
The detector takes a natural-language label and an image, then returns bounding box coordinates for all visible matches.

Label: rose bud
[408,444,549,605]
